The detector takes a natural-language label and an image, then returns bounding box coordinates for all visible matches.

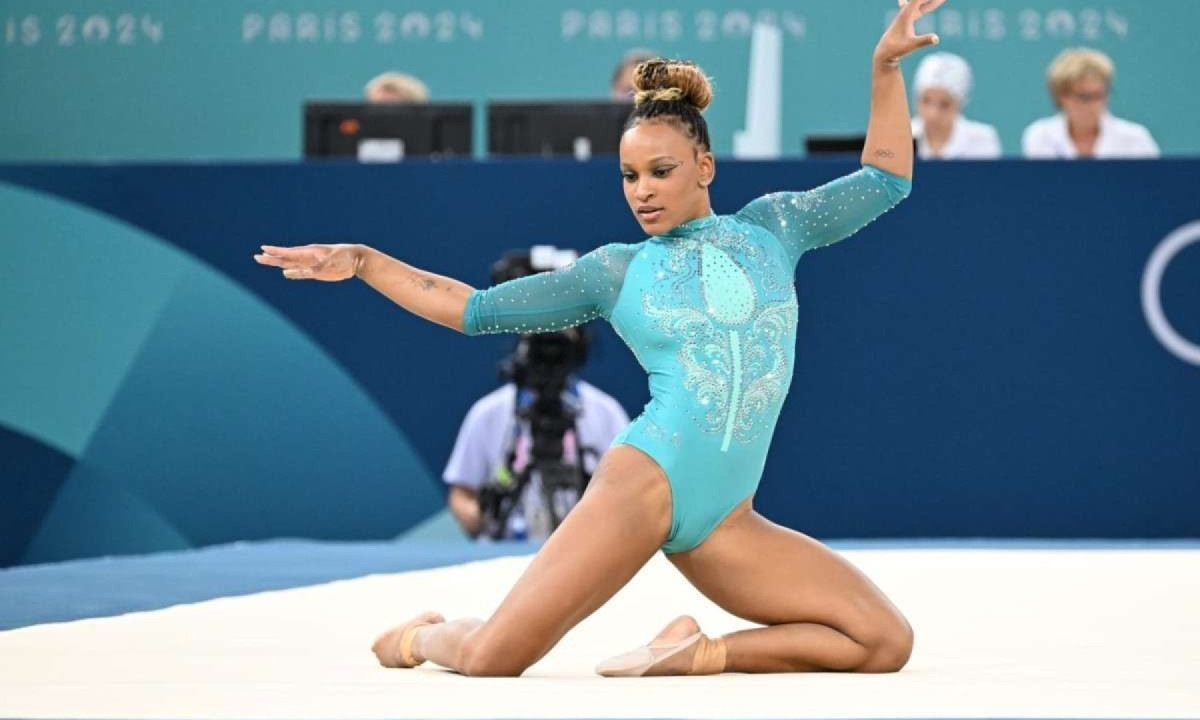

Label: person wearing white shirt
[1022,47,1159,159]
[910,52,1002,160]
[443,331,630,541]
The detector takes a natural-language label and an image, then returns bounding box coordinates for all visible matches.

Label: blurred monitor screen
[805,134,868,156]
[805,134,917,157]
[303,102,473,161]
[488,101,633,159]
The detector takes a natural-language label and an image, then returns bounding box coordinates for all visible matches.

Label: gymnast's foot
[371,611,445,668]
[595,615,726,677]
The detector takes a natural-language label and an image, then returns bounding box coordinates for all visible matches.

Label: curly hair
[625,58,714,151]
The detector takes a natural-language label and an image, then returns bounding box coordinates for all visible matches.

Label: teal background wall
[0,178,442,566]
[1,0,1197,161]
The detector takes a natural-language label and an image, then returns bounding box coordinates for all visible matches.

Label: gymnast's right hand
[254,243,361,281]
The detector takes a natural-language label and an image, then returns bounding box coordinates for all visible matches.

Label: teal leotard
[463,165,911,552]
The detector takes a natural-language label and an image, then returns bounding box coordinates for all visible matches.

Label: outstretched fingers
[892,0,944,55]
[256,245,320,267]
[899,0,947,14]
[254,245,326,280]
[908,0,947,35]
[252,252,290,268]
[259,244,320,263]
[906,30,940,52]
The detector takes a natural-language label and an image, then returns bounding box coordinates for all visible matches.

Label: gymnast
[255,0,946,677]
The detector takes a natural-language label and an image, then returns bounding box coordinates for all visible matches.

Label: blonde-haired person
[257,0,947,678]
[1022,47,1159,159]
[364,71,429,104]
[910,52,1001,159]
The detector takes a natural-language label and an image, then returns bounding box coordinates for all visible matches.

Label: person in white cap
[1022,47,1159,159]
[911,52,1002,159]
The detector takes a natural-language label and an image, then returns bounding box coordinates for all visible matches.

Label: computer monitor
[805,134,868,156]
[805,134,918,157]
[303,102,473,160]
[488,101,634,159]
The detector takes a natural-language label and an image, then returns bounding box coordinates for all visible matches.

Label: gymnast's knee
[857,614,914,673]
[456,631,530,677]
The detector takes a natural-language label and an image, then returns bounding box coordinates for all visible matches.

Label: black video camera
[478,247,594,540]
[490,246,591,415]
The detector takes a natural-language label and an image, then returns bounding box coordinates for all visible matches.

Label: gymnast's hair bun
[632,59,713,112]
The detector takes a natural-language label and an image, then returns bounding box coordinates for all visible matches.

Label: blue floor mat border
[2,538,1197,631]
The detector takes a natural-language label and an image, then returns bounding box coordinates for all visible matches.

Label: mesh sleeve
[735,165,912,269]
[462,243,633,336]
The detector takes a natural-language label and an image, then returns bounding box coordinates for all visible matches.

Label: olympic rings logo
[1141,220,1200,366]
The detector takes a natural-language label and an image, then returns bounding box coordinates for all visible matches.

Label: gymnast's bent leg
[598,497,912,676]
[372,444,672,676]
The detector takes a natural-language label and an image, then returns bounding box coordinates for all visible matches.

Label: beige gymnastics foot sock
[595,615,726,677]
[371,611,445,668]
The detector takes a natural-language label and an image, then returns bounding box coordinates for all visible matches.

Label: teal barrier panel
[0,177,443,566]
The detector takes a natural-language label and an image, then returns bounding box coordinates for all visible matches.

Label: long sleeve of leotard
[461,243,632,336]
[734,164,911,270]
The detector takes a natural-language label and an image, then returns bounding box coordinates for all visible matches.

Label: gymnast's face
[619,120,715,235]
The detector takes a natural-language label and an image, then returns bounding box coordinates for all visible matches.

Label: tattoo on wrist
[874,149,896,158]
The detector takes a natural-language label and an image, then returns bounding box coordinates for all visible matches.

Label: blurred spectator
[1022,48,1159,159]
[364,71,429,104]
[910,52,1002,159]
[610,49,658,100]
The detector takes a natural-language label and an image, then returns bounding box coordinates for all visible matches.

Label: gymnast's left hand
[875,0,947,67]
[254,243,362,281]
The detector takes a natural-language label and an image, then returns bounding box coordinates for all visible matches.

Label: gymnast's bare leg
[597,497,913,676]
[371,445,671,676]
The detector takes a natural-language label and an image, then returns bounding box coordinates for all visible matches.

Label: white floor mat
[2,548,1198,719]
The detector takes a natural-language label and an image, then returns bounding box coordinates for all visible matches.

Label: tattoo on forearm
[874,149,896,158]
[406,274,437,292]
